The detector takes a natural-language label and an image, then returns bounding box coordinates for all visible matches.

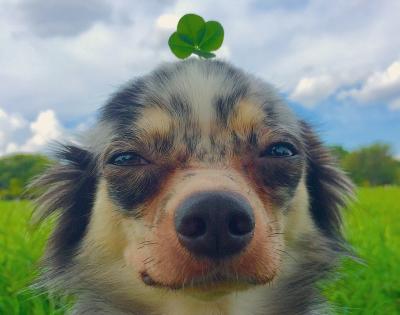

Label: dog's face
[36,60,352,312]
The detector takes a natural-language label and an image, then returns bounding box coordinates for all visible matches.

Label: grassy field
[0,187,399,314]
[324,186,400,314]
[0,201,70,314]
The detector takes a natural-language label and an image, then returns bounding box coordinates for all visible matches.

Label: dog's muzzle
[174,191,255,260]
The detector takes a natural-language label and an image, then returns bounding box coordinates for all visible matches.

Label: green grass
[0,201,69,315]
[0,187,399,314]
[324,186,400,314]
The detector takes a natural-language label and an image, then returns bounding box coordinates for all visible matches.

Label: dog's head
[35,59,352,311]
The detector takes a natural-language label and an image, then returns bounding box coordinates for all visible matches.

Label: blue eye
[109,152,149,166]
[262,142,297,158]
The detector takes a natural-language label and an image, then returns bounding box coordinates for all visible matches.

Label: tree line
[0,143,399,200]
[0,154,50,200]
[330,143,400,186]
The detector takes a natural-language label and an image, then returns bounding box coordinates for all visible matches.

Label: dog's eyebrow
[134,107,173,137]
[227,100,265,136]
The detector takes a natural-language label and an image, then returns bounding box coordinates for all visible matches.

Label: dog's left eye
[108,152,149,166]
[262,142,298,158]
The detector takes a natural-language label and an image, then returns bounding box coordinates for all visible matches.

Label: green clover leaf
[168,13,224,59]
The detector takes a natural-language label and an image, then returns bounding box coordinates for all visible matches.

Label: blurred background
[0,0,399,314]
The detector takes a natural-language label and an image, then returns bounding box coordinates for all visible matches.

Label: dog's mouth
[140,266,270,294]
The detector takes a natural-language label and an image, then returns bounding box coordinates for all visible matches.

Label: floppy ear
[301,122,354,239]
[32,144,98,267]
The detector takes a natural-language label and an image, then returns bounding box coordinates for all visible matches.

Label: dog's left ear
[301,121,354,239]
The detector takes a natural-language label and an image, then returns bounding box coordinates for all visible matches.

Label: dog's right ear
[32,144,98,266]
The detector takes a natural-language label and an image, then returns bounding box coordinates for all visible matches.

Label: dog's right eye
[261,142,298,158]
[108,152,149,166]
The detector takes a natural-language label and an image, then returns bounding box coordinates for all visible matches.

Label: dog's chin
[140,270,269,300]
[184,282,253,301]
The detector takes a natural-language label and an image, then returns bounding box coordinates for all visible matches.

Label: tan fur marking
[228,100,265,138]
[134,107,173,137]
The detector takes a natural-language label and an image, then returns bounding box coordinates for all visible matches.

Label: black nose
[174,191,255,260]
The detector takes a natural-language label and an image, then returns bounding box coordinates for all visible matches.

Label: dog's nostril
[179,217,207,238]
[228,213,254,236]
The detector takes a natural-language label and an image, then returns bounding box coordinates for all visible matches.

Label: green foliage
[1,187,399,314]
[341,143,399,186]
[329,145,349,164]
[0,154,51,200]
[168,14,224,59]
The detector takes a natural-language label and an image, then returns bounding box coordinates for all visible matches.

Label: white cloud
[20,110,63,152]
[156,14,179,30]
[290,75,338,107]
[0,107,63,156]
[341,61,400,106]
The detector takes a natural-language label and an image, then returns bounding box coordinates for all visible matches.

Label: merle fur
[33,59,354,315]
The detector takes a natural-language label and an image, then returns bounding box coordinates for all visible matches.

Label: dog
[34,59,353,315]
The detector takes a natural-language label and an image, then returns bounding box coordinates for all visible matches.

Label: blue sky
[0,0,399,157]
